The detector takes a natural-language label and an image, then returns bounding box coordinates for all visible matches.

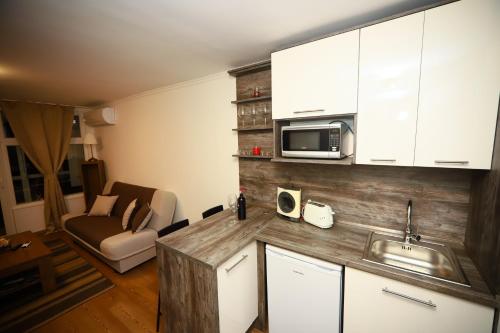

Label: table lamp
[83,132,98,161]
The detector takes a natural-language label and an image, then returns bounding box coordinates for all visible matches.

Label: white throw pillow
[88,195,119,216]
[122,199,137,230]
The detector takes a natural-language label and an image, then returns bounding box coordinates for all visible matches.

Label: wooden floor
[35,231,263,333]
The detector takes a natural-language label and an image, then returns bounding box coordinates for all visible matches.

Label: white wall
[13,193,85,233]
[94,72,239,224]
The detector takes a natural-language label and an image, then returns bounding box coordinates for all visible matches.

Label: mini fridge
[266,244,343,333]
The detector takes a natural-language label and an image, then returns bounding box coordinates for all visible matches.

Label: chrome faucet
[404,200,421,244]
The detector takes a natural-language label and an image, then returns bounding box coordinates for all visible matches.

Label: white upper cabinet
[272,30,359,120]
[356,12,424,166]
[414,0,500,169]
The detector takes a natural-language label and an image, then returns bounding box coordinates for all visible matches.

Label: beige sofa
[61,181,177,273]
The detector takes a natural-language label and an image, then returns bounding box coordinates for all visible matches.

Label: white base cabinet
[344,267,494,333]
[217,241,258,333]
[272,30,359,120]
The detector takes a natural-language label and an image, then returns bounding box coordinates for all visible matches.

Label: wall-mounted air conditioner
[83,107,116,127]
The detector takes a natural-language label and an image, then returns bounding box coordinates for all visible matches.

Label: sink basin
[362,232,469,287]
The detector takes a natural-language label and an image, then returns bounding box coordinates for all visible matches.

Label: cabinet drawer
[344,268,493,333]
[217,241,258,333]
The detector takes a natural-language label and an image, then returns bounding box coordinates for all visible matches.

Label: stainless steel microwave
[281,122,350,159]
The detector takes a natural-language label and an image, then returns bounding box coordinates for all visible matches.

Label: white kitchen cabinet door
[272,30,359,120]
[414,0,500,169]
[343,268,494,333]
[217,241,257,333]
[356,12,424,166]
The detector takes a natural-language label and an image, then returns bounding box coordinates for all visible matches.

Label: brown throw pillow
[131,203,153,233]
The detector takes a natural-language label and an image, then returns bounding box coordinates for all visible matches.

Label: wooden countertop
[157,207,497,308]
[156,207,274,269]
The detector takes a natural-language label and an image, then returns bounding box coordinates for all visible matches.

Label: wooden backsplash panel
[238,131,274,155]
[236,70,271,100]
[240,160,474,244]
[465,116,500,294]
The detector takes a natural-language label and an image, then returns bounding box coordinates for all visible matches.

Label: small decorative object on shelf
[252,146,261,156]
[252,87,261,97]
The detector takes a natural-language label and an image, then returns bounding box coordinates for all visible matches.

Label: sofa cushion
[109,182,156,218]
[100,228,158,261]
[65,215,124,250]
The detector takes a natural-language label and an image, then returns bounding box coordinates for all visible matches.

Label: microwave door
[282,128,330,158]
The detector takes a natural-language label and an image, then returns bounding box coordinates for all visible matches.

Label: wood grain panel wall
[236,70,271,100]
[239,160,475,244]
[465,112,500,295]
[238,130,274,155]
[157,248,219,333]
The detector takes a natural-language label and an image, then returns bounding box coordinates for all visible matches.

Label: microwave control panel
[329,127,341,152]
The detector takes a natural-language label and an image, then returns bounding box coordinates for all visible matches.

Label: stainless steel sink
[362,232,469,287]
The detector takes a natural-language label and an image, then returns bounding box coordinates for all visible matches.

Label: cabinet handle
[434,160,469,165]
[370,158,396,162]
[225,254,248,273]
[382,287,436,308]
[293,109,325,114]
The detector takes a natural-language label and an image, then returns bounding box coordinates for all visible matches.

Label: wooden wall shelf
[231,96,271,104]
[228,59,271,77]
[271,156,354,165]
[232,154,273,160]
[232,126,273,132]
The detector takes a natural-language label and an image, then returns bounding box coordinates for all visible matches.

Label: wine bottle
[237,191,246,220]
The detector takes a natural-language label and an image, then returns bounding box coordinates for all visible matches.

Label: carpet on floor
[0,237,114,333]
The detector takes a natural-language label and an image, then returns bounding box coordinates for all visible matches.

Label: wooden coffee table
[0,231,56,294]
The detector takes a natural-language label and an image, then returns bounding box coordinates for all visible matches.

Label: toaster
[302,200,335,229]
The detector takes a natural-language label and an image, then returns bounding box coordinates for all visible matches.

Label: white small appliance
[266,245,343,333]
[302,200,335,229]
[276,186,301,221]
[84,107,116,127]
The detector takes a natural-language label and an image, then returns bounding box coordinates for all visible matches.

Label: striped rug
[0,238,114,333]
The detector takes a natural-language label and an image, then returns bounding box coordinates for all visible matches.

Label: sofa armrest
[157,219,189,238]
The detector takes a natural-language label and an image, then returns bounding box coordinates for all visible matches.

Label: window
[1,110,86,204]
[7,145,84,204]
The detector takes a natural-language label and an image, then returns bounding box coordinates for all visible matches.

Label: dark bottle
[237,192,246,220]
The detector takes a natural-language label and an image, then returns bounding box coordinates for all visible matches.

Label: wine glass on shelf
[263,103,269,127]
[238,106,246,128]
[251,105,257,127]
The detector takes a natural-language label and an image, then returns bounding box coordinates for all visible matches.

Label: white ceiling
[0,0,440,106]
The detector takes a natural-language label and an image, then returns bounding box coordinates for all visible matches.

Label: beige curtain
[1,101,74,231]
